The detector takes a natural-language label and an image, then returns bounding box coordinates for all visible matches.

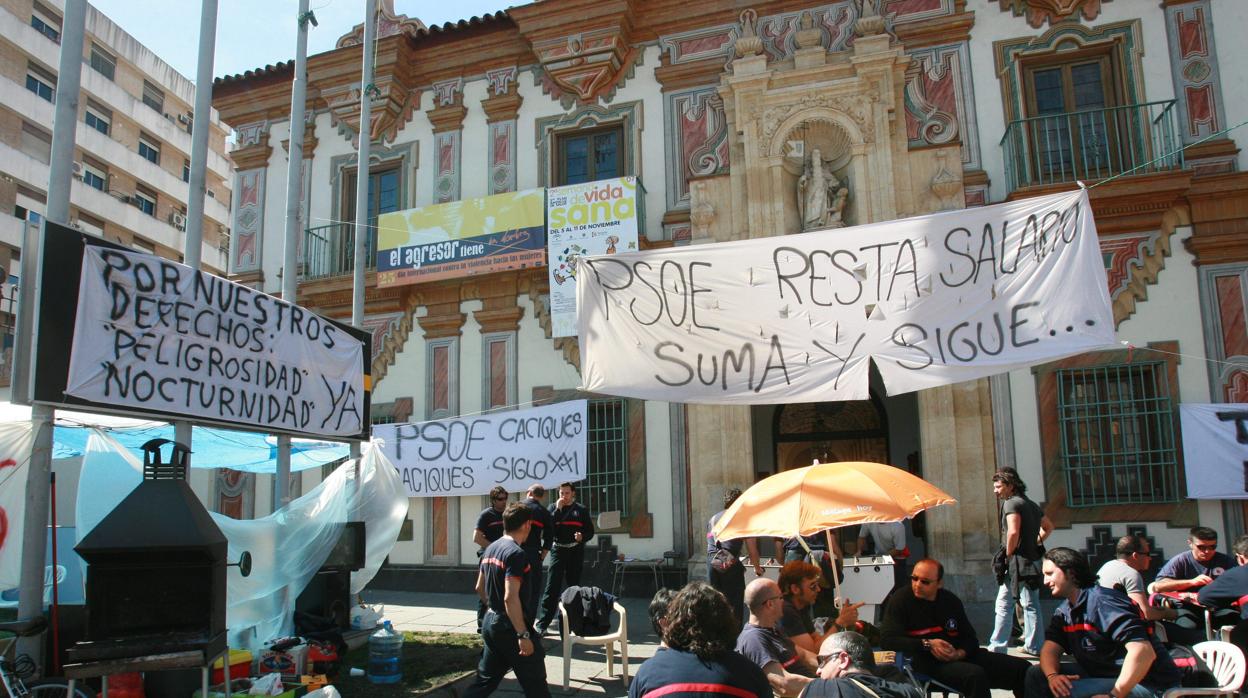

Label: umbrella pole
[824,529,841,602]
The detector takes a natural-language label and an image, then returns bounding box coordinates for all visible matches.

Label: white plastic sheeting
[74,430,408,650]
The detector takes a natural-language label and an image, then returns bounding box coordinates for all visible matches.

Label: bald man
[736,577,815,697]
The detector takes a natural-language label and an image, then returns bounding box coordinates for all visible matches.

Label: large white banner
[0,421,34,589]
[66,247,367,438]
[547,177,641,338]
[577,189,1115,402]
[374,400,588,497]
[1180,403,1248,499]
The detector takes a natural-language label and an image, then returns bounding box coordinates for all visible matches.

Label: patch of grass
[336,630,482,697]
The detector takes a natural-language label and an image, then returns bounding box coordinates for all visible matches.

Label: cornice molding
[427,102,469,134]
[481,91,524,123]
[1183,171,1248,265]
[230,143,273,171]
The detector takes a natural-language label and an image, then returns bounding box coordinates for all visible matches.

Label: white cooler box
[838,555,895,624]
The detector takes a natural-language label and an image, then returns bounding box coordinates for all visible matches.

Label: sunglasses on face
[911,575,936,586]
[1193,543,1218,552]
[817,650,846,669]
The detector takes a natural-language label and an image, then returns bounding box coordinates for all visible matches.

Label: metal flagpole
[17,0,86,671]
[277,0,314,511]
[350,0,377,475]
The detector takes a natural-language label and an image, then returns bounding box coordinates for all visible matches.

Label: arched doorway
[772,396,889,472]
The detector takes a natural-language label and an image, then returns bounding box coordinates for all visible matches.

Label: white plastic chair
[1162,641,1246,698]
[558,599,628,690]
[0,565,66,608]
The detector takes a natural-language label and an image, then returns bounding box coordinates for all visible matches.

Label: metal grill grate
[586,399,629,517]
[1057,362,1180,507]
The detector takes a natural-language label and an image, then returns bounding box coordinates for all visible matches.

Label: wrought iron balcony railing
[1001,100,1182,191]
[301,222,376,280]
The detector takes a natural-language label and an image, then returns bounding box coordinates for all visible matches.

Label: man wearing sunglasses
[1148,526,1239,644]
[473,486,510,632]
[804,631,922,698]
[737,577,817,697]
[880,559,1029,698]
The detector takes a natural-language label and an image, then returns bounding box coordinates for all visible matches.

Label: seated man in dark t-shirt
[779,560,862,664]
[630,581,771,698]
[737,578,816,697]
[1198,534,1248,650]
[1149,526,1239,644]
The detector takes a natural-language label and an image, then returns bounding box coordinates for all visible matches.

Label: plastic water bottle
[367,620,403,684]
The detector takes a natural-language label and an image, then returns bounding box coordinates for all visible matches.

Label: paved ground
[361,589,1053,697]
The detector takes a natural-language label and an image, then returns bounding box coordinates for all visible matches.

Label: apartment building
[0,0,234,383]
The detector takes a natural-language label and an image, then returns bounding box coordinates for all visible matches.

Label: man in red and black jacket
[536,481,595,635]
[1027,547,1180,698]
[881,558,1029,698]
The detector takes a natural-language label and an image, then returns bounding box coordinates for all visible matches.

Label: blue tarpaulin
[51,422,349,472]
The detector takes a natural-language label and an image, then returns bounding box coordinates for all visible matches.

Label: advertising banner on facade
[65,246,369,439]
[1180,403,1248,499]
[547,177,641,337]
[373,400,588,498]
[576,188,1116,403]
[375,188,547,287]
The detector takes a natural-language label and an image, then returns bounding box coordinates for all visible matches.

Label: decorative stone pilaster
[1163,0,1233,173]
[686,404,755,562]
[918,378,1000,600]
[428,78,467,204]
[229,121,271,276]
[481,67,522,195]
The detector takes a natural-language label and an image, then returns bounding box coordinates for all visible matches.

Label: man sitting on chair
[779,560,862,664]
[1025,547,1181,698]
[737,577,817,697]
[880,558,1028,698]
[1198,534,1248,651]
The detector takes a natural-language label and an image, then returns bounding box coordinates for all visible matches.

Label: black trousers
[708,561,747,627]
[525,552,545,623]
[912,648,1030,698]
[538,546,584,628]
[462,610,550,698]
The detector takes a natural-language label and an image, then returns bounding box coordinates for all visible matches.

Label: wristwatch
[519,630,532,639]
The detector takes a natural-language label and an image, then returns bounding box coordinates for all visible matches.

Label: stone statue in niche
[797,148,850,230]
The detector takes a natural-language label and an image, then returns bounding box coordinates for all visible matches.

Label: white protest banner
[374,400,588,497]
[1180,403,1248,499]
[0,421,34,589]
[577,188,1115,402]
[547,177,641,337]
[66,247,367,438]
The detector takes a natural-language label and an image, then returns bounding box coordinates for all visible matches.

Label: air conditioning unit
[206,189,216,199]
[130,196,143,208]
[169,211,187,230]
[72,161,83,180]
[178,113,191,125]
[164,113,175,122]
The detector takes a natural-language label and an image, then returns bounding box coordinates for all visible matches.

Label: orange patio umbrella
[712,460,956,596]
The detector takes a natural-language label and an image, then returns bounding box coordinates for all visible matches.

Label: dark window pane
[593,132,620,179]
[563,136,589,185]
[1032,68,1066,114]
[1070,62,1107,110]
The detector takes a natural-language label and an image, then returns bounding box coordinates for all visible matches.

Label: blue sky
[89,1,514,81]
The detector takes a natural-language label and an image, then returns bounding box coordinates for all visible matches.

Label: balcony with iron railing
[300,222,376,280]
[1001,100,1183,192]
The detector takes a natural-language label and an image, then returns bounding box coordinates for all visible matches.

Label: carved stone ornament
[760,94,874,156]
[690,200,716,237]
[530,27,639,104]
[336,0,427,48]
[854,0,886,37]
[995,0,1112,29]
[734,9,763,58]
[795,11,823,50]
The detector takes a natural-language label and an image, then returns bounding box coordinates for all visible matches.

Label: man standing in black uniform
[463,503,550,698]
[473,486,509,632]
[537,481,595,636]
[881,558,1029,698]
[521,484,555,620]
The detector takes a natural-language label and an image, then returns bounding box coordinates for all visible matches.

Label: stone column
[918,378,999,600]
[686,404,756,564]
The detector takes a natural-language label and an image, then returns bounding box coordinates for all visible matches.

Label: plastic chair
[1162,641,1246,698]
[558,599,628,689]
[0,565,66,608]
